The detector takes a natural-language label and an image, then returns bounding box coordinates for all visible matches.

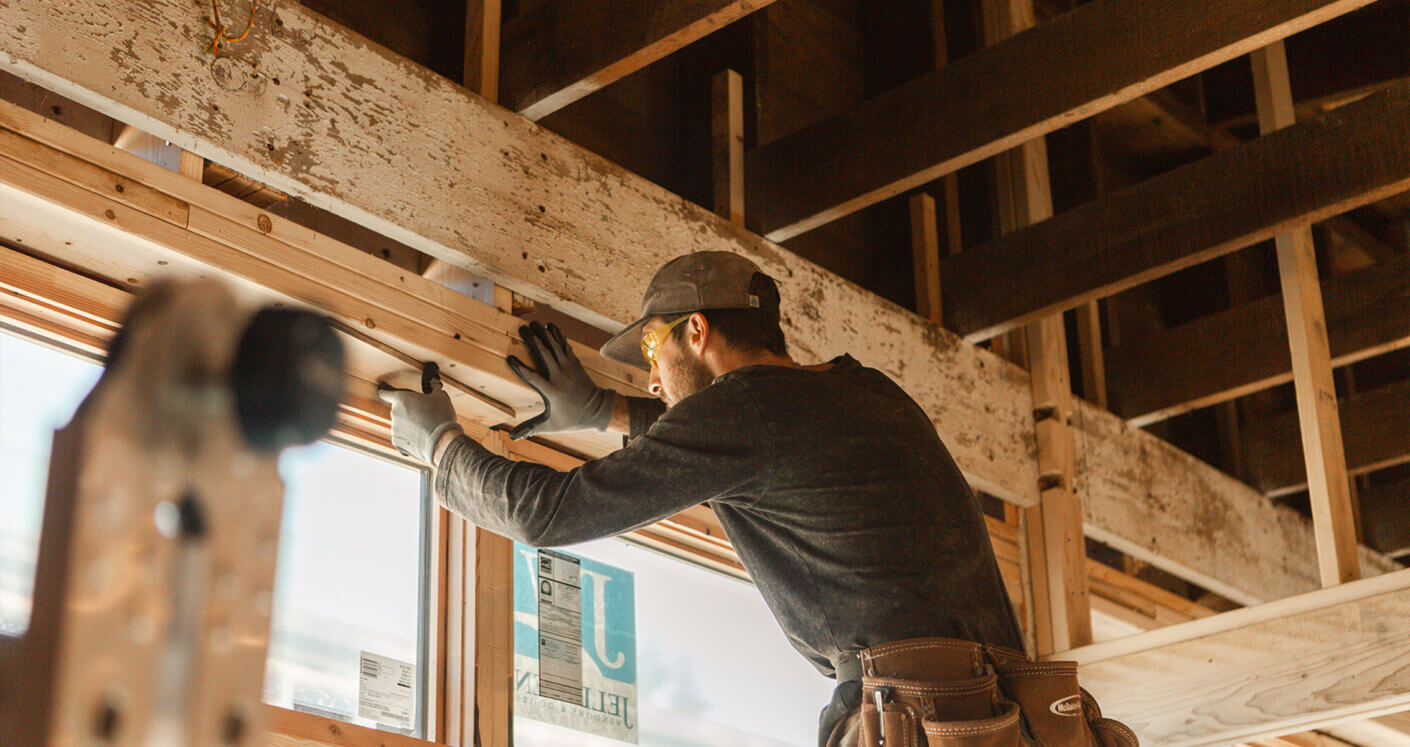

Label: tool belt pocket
[990,659,1138,747]
[852,638,1138,747]
[859,671,1024,747]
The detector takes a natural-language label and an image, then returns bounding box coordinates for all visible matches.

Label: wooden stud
[983,0,1091,655]
[464,0,502,103]
[1252,40,1360,587]
[909,193,942,325]
[710,68,745,226]
[1075,301,1107,408]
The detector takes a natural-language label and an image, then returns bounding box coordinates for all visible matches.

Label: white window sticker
[537,549,584,704]
[358,651,415,728]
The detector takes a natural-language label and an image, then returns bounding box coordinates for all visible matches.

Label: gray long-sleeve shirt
[435,354,1023,677]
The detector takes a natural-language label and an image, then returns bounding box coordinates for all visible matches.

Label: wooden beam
[4,0,1395,607]
[936,81,1410,341]
[1252,40,1359,586]
[984,0,1091,654]
[501,0,776,120]
[1067,568,1410,745]
[909,192,942,324]
[1107,252,1410,426]
[710,68,744,226]
[743,0,1378,241]
[1246,377,1410,497]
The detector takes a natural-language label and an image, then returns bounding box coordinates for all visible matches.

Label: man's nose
[647,366,663,397]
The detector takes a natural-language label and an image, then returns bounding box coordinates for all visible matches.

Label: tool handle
[421,361,442,394]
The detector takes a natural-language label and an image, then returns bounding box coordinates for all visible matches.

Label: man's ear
[687,312,710,353]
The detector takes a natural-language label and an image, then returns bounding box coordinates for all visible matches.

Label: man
[380,252,1090,745]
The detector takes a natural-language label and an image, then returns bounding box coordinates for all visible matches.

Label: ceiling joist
[940,82,1410,342]
[1108,251,1410,425]
[502,0,775,120]
[743,0,1380,241]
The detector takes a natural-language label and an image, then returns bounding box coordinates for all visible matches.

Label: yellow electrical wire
[202,0,259,57]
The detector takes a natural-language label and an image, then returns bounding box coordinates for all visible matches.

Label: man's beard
[661,348,716,408]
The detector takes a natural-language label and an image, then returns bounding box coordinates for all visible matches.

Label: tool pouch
[857,639,1023,746]
[853,638,1138,747]
[985,648,1138,746]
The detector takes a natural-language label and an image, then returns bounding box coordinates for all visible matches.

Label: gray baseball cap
[600,251,773,369]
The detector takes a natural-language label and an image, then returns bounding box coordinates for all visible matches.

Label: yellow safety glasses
[640,314,692,368]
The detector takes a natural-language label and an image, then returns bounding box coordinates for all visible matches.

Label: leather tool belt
[849,637,1138,746]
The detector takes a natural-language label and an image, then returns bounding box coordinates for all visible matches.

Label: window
[263,441,432,737]
[0,328,101,635]
[514,537,837,747]
[0,326,432,738]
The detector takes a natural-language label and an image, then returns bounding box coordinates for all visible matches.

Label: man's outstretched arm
[428,378,770,547]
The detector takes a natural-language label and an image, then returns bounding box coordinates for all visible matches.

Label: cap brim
[599,315,653,370]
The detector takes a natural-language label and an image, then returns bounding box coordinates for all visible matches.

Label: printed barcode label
[537,549,583,705]
[358,652,415,728]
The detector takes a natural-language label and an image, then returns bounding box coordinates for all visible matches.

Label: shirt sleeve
[435,379,772,547]
[626,396,667,438]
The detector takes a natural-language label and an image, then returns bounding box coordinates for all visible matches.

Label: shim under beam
[938,82,1410,341]
[1067,568,1410,745]
[743,0,1379,241]
[1107,252,1410,425]
[501,0,776,120]
[0,0,1395,605]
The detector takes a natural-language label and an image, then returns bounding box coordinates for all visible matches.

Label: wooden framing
[1068,568,1410,745]
[982,0,1090,655]
[909,192,942,325]
[937,81,1410,341]
[501,0,776,120]
[1251,40,1360,586]
[1107,251,1410,425]
[0,2,1395,608]
[710,68,745,226]
[743,0,1379,241]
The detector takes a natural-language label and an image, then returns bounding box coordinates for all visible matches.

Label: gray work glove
[377,382,462,464]
[507,321,613,440]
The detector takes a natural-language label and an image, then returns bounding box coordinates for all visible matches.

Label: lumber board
[983,0,1091,653]
[1253,40,1360,586]
[1247,378,1410,497]
[1107,252,1410,425]
[0,0,1395,607]
[743,0,1379,241]
[1067,569,1410,746]
[938,82,1410,341]
[501,0,775,120]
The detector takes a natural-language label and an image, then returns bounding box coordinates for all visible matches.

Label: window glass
[0,326,431,739]
[0,330,101,635]
[263,441,430,737]
[515,537,836,746]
